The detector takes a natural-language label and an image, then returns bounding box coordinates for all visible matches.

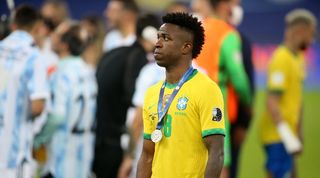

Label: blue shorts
[264,142,293,178]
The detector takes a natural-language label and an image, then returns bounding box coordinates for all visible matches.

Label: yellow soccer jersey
[143,70,225,178]
[260,46,305,144]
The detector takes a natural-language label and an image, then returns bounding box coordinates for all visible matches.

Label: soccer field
[238,90,320,178]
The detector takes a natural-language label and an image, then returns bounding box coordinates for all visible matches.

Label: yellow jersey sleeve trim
[202,128,225,138]
[143,133,151,140]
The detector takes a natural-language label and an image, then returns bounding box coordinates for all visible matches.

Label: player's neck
[284,40,299,55]
[59,51,71,59]
[165,60,192,84]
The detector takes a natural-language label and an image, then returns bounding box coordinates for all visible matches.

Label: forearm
[204,147,224,178]
[33,113,64,149]
[31,99,45,118]
[132,107,143,144]
[136,152,153,178]
[126,107,143,157]
[267,93,283,125]
[204,135,224,178]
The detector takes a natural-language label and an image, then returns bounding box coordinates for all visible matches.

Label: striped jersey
[47,56,97,178]
[0,31,48,169]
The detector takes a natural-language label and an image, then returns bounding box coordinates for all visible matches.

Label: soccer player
[33,23,97,178]
[0,5,48,178]
[259,9,316,178]
[137,12,225,178]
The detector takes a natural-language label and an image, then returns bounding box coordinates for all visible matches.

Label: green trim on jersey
[202,128,226,138]
[143,133,151,140]
[165,69,199,89]
[165,82,177,89]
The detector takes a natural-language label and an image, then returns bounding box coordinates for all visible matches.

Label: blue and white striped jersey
[0,31,48,169]
[47,56,97,178]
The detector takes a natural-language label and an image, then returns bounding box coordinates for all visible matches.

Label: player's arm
[31,99,45,118]
[33,72,68,149]
[136,139,154,178]
[266,91,283,125]
[118,106,143,178]
[266,56,287,125]
[137,88,157,178]
[267,58,301,153]
[222,32,251,105]
[199,83,225,178]
[29,54,49,118]
[204,135,224,178]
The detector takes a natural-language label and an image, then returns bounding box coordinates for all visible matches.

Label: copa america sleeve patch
[212,108,222,122]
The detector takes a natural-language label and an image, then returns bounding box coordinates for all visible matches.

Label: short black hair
[162,12,205,58]
[61,25,86,56]
[136,13,160,39]
[14,5,41,30]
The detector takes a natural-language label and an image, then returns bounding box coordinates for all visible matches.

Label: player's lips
[154,50,162,57]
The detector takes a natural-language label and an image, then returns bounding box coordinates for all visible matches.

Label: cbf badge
[212,108,222,121]
[177,96,188,110]
[151,129,162,143]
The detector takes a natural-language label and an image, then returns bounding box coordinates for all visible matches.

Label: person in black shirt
[93,14,160,178]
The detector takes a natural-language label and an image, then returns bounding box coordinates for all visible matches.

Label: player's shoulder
[271,46,292,62]
[269,46,293,70]
[145,81,163,96]
[143,81,163,107]
[192,71,221,93]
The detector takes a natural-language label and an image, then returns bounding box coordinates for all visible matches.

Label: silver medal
[151,129,162,143]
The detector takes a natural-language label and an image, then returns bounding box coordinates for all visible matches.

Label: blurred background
[1,0,319,178]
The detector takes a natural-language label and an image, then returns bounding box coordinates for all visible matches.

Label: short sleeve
[199,83,225,138]
[28,53,49,100]
[267,54,288,92]
[142,90,157,140]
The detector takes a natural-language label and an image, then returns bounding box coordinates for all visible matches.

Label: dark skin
[136,23,224,178]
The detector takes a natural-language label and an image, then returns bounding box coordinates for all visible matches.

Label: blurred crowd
[0,0,317,178]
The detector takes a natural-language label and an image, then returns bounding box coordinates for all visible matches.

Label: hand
[118,155,133,178]
[32,144,48,164]
[292,146,303,156]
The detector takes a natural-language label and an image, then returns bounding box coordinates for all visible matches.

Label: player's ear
[181,42,192,55]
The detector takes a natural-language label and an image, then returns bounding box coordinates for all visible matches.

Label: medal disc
[151,129,162,143]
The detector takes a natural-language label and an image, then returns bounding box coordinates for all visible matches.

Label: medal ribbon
[156,66,194,130]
